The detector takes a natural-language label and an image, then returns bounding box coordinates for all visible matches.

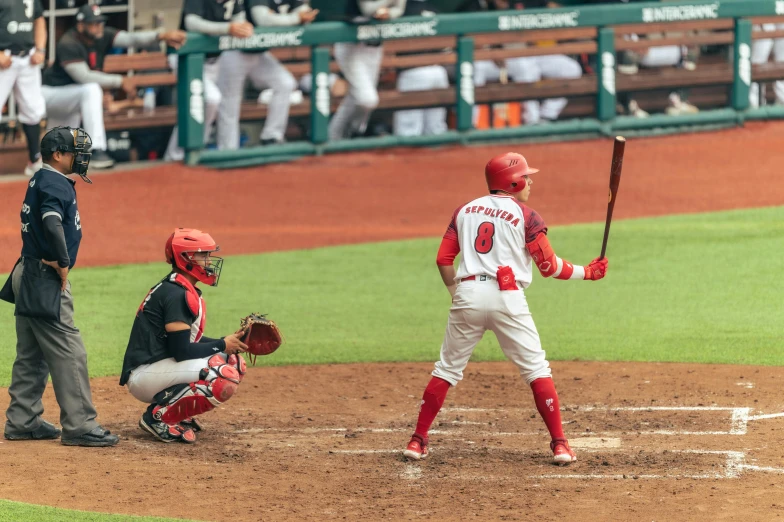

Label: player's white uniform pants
[750,24,784,107]
[216,50,296,149]
[41,83,108,151]
[432,278,552,386]
[0,53,46,125]
[473,56,581,124]
[165,55,221,161]
[328,42,383,140]
[126,354,230,403]
[506,55,582,123]
[393,65,449,137]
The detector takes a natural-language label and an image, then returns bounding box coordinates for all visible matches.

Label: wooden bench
[71,17,784,134]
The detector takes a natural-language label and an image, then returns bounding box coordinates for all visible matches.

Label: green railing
[173,0,784,167]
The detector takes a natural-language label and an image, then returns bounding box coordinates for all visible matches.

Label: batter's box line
[443,405,753,436]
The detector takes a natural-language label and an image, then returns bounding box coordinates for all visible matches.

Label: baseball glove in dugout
[240,314,283,364]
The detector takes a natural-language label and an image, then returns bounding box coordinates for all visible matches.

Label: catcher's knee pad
[227,354,246,382]
[153,355,241,425]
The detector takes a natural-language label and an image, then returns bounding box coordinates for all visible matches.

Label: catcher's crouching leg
[152,354,242,426]
[181,354,245,432]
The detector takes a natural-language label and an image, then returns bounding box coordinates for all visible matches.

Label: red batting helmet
[485,152,539,193]
[165,228,223,286]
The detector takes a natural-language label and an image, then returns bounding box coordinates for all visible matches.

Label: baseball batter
[42,5,186,170]
[328,0,407,140]
[120,228,249,444]
[403,152,609,464]
[165,0,253,160]
[0,0,46,176]
[216,0,317,149]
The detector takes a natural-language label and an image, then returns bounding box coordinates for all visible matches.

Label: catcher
[119,228,281,443]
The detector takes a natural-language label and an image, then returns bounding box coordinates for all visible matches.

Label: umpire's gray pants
[5,259,99,438]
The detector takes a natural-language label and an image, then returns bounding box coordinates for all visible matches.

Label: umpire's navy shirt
[20,165,82,269]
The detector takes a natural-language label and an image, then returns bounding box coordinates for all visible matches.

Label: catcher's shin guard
[152,355,241,425]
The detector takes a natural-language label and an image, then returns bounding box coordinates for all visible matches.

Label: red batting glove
[584,257,608,281]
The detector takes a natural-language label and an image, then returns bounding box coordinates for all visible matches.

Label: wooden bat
[599,136,626,260]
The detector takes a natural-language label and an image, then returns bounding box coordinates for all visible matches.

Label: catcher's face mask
[185,250,223,287]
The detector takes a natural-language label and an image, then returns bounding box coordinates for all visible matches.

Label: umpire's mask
[40,126,94,183]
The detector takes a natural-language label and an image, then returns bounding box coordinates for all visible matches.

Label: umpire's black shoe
[89,150,116,169]
[4,420,61,441]
[61,425,119,447]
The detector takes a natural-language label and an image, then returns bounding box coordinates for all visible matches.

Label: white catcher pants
[393,65,449,137]
[432,278,552,386]
[42,83,108,151]
[216,50,297,148]
[127,355,224,403]
[165,56,221,161]
[0,52,46,125]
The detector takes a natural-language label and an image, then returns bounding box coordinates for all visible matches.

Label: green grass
[0,206,781,388]
[0,500,196,522]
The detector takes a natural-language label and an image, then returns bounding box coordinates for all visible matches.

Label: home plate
[569,437,621,449]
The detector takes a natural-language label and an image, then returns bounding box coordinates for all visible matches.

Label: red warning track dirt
[1,121,784,269]
[0,123,783,521]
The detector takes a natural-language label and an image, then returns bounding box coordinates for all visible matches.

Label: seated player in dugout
[120,229,249,444]
[41,5,186,169]
[404,152,608,465]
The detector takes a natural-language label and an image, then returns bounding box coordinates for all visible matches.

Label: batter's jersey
[20,166,83,269]
[445,194,546,288]
[246,0,305,26]
[0,0,43,55]
[42,27,119,87]
[120,273,205,385]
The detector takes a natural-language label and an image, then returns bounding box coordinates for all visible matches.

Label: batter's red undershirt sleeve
[436,234,460,266]
[436,205,462,266]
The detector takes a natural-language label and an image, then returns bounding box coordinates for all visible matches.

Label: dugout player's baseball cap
[76,4,106,23]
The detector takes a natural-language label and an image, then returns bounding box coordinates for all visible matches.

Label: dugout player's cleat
[61,425,120,447]
[89,150,115,169]
[403,433,429,460]
[24,159,42,177]
[551,438,577,465]
[4,420,61,440]
[139,407,196,444]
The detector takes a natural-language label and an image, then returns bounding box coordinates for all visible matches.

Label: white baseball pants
[505,55,583,123]
[432,278,552,386]
[41,83,108,151]
[0,53,46,125]
[165,55,221,161]
[216,50,296,149]
[393,65,449,137]
[750,24,784,107]
[127,355,221,403]
[328,42,383,140]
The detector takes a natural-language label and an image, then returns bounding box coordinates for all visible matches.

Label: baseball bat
[599,136,626,260]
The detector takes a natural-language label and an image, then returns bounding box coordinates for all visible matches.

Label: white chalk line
[747,412,784,421]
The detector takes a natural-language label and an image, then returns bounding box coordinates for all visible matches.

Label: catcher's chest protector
[168,273,206,342]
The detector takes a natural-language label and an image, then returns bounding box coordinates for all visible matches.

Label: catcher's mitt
[240,313,283,364]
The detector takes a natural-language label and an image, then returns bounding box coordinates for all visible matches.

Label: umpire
[0,126,118,447]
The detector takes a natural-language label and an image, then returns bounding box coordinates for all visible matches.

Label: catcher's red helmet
[165,228,223,286]
[485,152,539,193]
